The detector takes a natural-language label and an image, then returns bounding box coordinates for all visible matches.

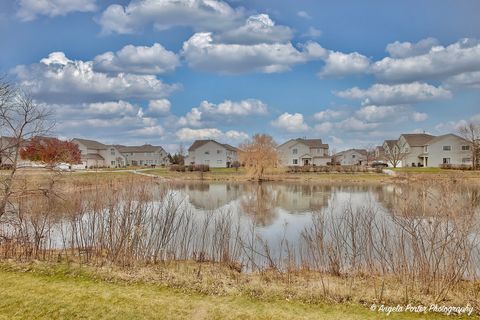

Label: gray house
[185,140,239,168]
[335,149,367,165]
[277,138,330,166]
[72,138,125,168]
[115,144,169,166]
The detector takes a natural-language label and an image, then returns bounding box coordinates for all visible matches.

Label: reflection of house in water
[275,184,332,213]
[177,183,243,210]
[373,183,480,217]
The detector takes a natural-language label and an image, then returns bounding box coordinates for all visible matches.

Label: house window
[462,145,470,151]
[217,160,222,163]
[111,161,115,166]
[292,148,298,155]
[424,145,429,153]
[204,160,210,164]
[293,159,298,165]
[352,155,356,158]
[110,148,115,155]
[443,146,451,151]
[404,147,410,153]
[217,150,222,154]
[462,158,471,163]
[204,151,209,155]
[443,158,450,164]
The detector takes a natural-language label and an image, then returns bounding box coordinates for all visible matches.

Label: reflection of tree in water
[240,183,280,227]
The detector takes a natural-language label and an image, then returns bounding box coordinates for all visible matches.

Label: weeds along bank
[0,175,479,309]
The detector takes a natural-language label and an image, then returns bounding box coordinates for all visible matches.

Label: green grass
[0,267,462,320]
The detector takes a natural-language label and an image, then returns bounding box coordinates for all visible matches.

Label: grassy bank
[0,263,468,320]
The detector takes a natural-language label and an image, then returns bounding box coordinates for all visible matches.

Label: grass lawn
[0,267,462,320]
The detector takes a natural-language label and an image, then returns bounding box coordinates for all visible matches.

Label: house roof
[335,148,367,156]
[279,138,329,149]
[400,133,435,147]
[73,138,108,150]
[376,146,384,151]
[115,144,165,153]
[81,153,105,160]
[188,140,238,152]
[384,140,398,149]
[425,133,469,145]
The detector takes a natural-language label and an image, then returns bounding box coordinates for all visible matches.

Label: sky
[1,0,480,152]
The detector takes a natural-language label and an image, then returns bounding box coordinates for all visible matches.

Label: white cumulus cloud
[99,0,244,34]
[176,127,248,142]
[93,43,179,74]
[271,112,309,132]
[319,51,370,77]
[12,52,178,103]
[336,82,452,105]
[17,0,97,21]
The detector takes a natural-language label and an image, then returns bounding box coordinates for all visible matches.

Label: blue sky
[1,0,480,152]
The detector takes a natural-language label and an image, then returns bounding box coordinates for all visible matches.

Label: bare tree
[0,80,52,217]
[364,144,376,166]
[239,134,278,181]
[383,140,408,168]
[458,122,480,170]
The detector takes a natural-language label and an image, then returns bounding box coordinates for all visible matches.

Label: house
[335,149,367,165]
[115,144,169,167]
[382,133,473,168]
[374,145,385,161]
[277,138,330,166]
[420,134,472,167]
[72,138,125,168]
[185,140,239,168]
[398,133,435,167]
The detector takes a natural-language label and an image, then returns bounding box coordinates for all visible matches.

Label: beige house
[382,133,472,167]
[335,149,367,165]
[398,133,435,167]
[186,140,239,168]
[72,138,125,168]
[420,134,472,167]
[115,144,169,166]
[277,138,330,166]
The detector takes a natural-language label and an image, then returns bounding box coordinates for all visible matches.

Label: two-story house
[335,149,368,165]
[398,133,435,167]
[186,140,239,168]
[419,134,472,167]
[277,138,330,166]
[115,144,169,166]
[72,138,125,168]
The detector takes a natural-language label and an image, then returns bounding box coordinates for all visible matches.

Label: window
[462,145,470,151]
[424,145,429,153]
[217,160,222,163]
[443,158,450,164]
[404,147,410,153]
[443,145,451,151]
[293,159,298,165]
[217,150,222,154]
[111,161,115,165]
[110,148,115,155]
[204,151,209,155]
[204,160,210,164]
[352,155,356,158]
[462,158,472,163]
[292,148,298,155]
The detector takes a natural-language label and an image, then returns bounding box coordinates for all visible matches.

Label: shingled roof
[335,148,367,156]
[73,138,108,150]
[400,133,435,147]
[115,144,165,153]
[279,138,329,149]
[188,140,238,152]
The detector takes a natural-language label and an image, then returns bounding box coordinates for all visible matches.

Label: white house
[420,134,472,167]
[335,149,367,165]
[115,144,169,166]
[186,140,239,168]
[382,133,472,168]
[72,138,125,168]
[277,138,330,166]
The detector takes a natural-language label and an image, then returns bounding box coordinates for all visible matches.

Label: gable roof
[115,144,165,153]
[279,138,329,149]
[400,133,435,147]
[384,139,398,149]
[335,149,367,156]
[73,138,108,150]
[188,140,238,152]
[426,133,469,145]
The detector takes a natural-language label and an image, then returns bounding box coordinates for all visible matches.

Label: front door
[303,159,309,166]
